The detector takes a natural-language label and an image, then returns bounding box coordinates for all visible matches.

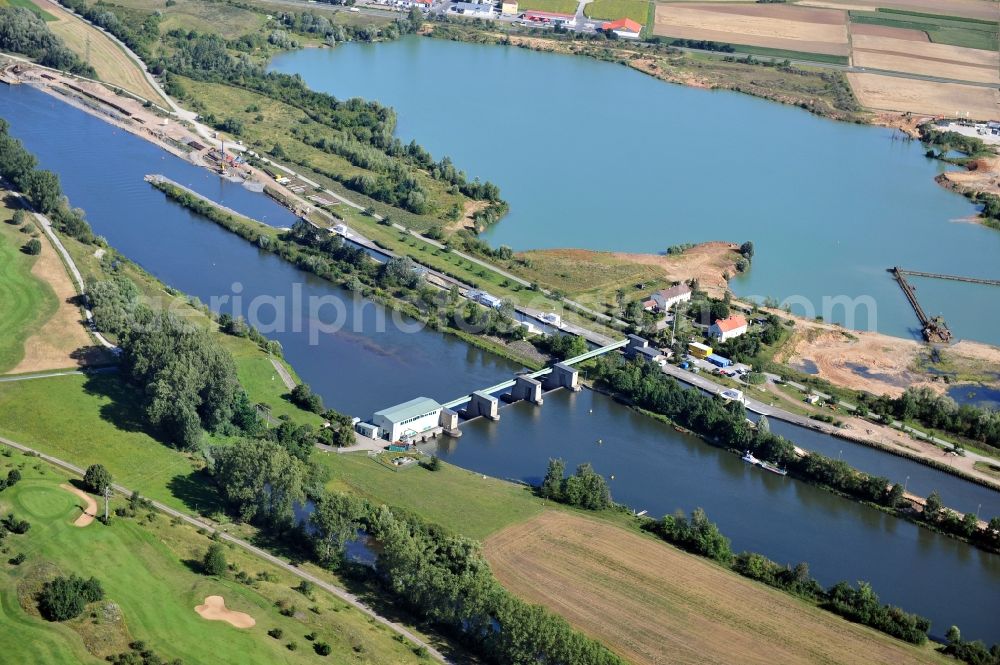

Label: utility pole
[103,484,111,522]
[670,301,679,349]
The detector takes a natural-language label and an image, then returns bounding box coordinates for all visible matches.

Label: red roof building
[709,315,749,341]
[601,17,642,36]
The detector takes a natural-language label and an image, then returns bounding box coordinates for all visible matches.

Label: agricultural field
[847,72,999,118]
[850,32,998,84]
[26,0,167,103]
[849,8,999,50]
[101,0,265,40]
[0,200,60,373]
[584,0,651,24]
[795,0,999,22]
[517,0,579,15]
[485,512,948,665]
[653,2,850,56]
[0,459,421,663]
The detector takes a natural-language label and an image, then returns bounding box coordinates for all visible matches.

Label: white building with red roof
[709,315,749,341]
[602,17,642,39]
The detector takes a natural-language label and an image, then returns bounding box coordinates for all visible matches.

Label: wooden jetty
[894,268,1000,287]
[888,267,953,344]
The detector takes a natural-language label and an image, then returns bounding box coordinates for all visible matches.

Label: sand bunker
[59,484,97,527]
[194,596,256,628]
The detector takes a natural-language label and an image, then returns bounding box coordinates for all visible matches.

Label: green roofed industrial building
[372,397,443,443]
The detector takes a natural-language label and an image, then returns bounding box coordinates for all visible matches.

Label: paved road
[0,433,450,664]
[0,367,117,383]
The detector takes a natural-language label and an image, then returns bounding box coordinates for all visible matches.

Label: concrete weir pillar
[439,408,461,437]
[546,362,580,392]
[467,391,500,421]
[510,376,544,405]
[626,334,649,359]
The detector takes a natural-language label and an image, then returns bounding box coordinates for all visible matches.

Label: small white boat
[741,450,760,465]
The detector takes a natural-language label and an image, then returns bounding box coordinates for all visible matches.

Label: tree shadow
[181,558,205,575]
[81,371,164,441]
[165,469,224,517]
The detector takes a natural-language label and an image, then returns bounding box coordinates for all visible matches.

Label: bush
[313,642,331,656]
[22,238,41,255]
[3,513,30,534]
[83,464,112,495]
[38,575,104,621]
[9,552,26,565]
[268,627,283,639]
[202,543,227,576]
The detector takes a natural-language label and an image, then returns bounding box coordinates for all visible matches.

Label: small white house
[651,284,691,312]
[710,315,748,341]
[372,397,442,443]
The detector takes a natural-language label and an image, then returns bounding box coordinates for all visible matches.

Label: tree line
[55,0,160,61]
[0,119,94,243]
[857,386,1000,456]
[159,27,504,218]
[88,274,260,449]
[0,7,95,76]
[645,507,931,644]
[208,438,624,664]
[592,357,999,551]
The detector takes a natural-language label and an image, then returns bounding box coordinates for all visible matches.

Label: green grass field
[516,0,578,15]
[0,460,421,663]
[849,9,999,51]
[318,452,545,540]
[0,205,58,374]
[0,0,55,20]
[584,0,650,24]
[0,372,221,514]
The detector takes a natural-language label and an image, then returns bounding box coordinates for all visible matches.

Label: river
[2,84,998,641]
[268,37,1000,346]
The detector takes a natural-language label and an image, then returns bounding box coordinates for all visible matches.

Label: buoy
[597,438,603,444]
[589,409,593,413]
[610,475,615,480]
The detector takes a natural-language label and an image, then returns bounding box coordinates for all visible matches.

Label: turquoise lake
[269,37,1000,345]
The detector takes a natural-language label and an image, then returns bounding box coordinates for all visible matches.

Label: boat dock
[888,267,952,344]
[892,268,1000,287]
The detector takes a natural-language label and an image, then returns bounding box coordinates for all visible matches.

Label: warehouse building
[371,397,443,443]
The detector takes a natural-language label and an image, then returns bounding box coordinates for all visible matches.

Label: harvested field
[847,72,1000,118]
[653,3,850,55]
[59,483,96,527]
[194,596,256,629]
[28,0,166,104]
[10,223,97,374]
[851,33,999,84]
[485,512,945,665]
[798,0,1000,21]
[850,22,929,41]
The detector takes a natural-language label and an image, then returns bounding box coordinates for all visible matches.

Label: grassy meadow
[584,0,650,24]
